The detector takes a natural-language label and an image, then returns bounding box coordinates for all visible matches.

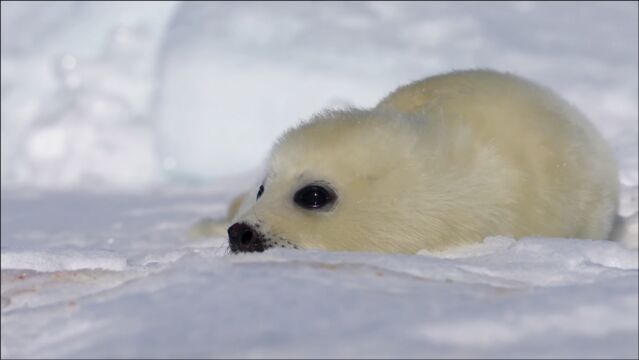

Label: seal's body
[227,70,619,254]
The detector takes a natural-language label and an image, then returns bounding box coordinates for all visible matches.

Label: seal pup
[225,69,619,254]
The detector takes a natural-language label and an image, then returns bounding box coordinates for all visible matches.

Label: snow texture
[1,1,638,359]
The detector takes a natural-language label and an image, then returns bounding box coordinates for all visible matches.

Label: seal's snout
[228,222,265,253]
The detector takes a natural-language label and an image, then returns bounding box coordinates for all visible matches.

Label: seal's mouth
[227,222,270,253]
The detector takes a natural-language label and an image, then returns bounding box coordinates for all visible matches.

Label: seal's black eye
[294,185,336,210]
[256,185,264,200]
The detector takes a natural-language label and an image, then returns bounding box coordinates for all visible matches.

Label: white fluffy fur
[232,70,619,253]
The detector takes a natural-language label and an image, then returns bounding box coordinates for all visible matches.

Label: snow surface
[1,187,638,358]
[1,1,638,358]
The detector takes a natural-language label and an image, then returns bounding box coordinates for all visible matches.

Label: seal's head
[227,108,483,254]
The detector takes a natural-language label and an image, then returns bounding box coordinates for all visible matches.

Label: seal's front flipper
[188,192,250,239]
[188,217,231,238]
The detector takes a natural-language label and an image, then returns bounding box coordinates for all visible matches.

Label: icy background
[1,1,638,358]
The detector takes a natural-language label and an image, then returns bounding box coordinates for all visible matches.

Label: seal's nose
[228,222,264,253]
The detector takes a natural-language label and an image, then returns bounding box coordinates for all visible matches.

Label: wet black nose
[228,222,265,253]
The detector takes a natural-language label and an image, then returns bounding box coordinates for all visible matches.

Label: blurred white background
[1,1,637,190]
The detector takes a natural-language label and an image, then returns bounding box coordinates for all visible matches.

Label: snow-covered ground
[1,2,638,358]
